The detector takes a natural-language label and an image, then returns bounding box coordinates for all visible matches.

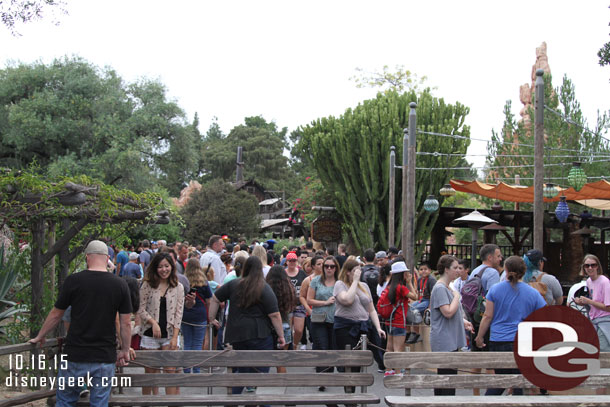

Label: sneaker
[299,344,307,350]
[318,386,326,392]
[415,334,422,343]
[377,369,385,373]
[423,309,431,325]
[404,332,415,343]
[79,389,90,398]
[406,333,419,344]
[384,370,395,377]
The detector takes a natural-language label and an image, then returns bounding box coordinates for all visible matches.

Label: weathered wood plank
[384,352,610,369]
[0,389,55,407]
[133,349,373,367]
[383,374,610,389]
[88,393,381,406]
[120,373,374,387]
[385,395,610,407]
[0,339,60,356]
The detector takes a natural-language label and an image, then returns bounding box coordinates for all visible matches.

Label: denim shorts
[293,305,307,318]
[140,335,172,349]
[283,322,293,344]
[389,327,407,336]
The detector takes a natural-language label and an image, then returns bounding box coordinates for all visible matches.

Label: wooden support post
[533,69,545,252]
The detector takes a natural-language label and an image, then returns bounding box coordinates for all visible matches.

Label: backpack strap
[536,272,546,282]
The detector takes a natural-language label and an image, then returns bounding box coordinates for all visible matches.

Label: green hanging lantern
[543,183,558,199]
[568,162,587,191]
[423,195,439,212]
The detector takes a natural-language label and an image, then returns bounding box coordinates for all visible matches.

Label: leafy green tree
[199,116,298,195]
[0,57,201,195]
[295,89,471,251]
[350,65,432,93]
[180,179,260,244]
[486,74,610,187]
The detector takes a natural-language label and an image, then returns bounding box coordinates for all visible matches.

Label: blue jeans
[182,322,207,373]
[410,299,430,313]
[230,335,272,403]
[56,361,115,407]
[485,341,523,396]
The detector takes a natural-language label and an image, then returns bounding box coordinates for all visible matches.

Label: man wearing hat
[121,252,143,279]
[375,251,389,268]
[522,249,563,306]
[29,240,133,407]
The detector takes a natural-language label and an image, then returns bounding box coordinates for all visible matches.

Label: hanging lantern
[568,162,587,191]
[543,183,558,199]
[439,183,456,197]
[491,201,503,212]
[423,195,439,212]
[555,196,570,223]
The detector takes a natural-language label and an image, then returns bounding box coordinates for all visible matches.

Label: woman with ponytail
[522,249,563,305]
[475,255,546,396]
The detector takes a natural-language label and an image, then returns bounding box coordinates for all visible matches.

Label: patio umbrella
[453,210,498,270]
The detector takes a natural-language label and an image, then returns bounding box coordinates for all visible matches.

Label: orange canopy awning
[450,179,610,209]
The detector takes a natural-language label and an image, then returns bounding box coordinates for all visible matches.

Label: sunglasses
[584,263,598,268]
[324,264,336,269]
[287,259,297,262]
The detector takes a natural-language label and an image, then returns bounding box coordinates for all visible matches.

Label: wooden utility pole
[388,146,396,247]
[534,69,544,251]
[405,102,417,272]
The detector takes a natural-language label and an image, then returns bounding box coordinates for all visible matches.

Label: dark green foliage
[0,57,202,196]
[294,89,470,251]
[180,179,261,244]
[199,116,298,196]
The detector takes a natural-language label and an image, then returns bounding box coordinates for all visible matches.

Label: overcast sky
[1,0,609,171]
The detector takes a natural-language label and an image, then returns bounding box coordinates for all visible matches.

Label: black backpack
[361,264,380,304]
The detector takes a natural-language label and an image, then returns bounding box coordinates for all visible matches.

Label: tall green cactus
[298,89,470,252]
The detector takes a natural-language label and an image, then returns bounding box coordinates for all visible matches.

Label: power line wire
[418,130,610,156]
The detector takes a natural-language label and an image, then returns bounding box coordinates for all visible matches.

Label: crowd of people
[30,235,610,403]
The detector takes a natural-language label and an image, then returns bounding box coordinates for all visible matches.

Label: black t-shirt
[417,275,437,300]
[55,270,132,363]
[286,268,307,297]
[335,255,347,269]
[214,278,278,344]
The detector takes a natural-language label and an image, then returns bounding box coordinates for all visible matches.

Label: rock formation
[173,180,202,208]
[519,42,551,126]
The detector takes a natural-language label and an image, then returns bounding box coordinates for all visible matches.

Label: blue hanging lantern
[423,195,439,212]
[555,196,570,223]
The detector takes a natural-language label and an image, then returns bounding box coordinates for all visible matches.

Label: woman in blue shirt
[475,255,546,395]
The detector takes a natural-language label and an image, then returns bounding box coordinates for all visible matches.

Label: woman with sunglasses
[307,256,339,379]
[574,254,610,352]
